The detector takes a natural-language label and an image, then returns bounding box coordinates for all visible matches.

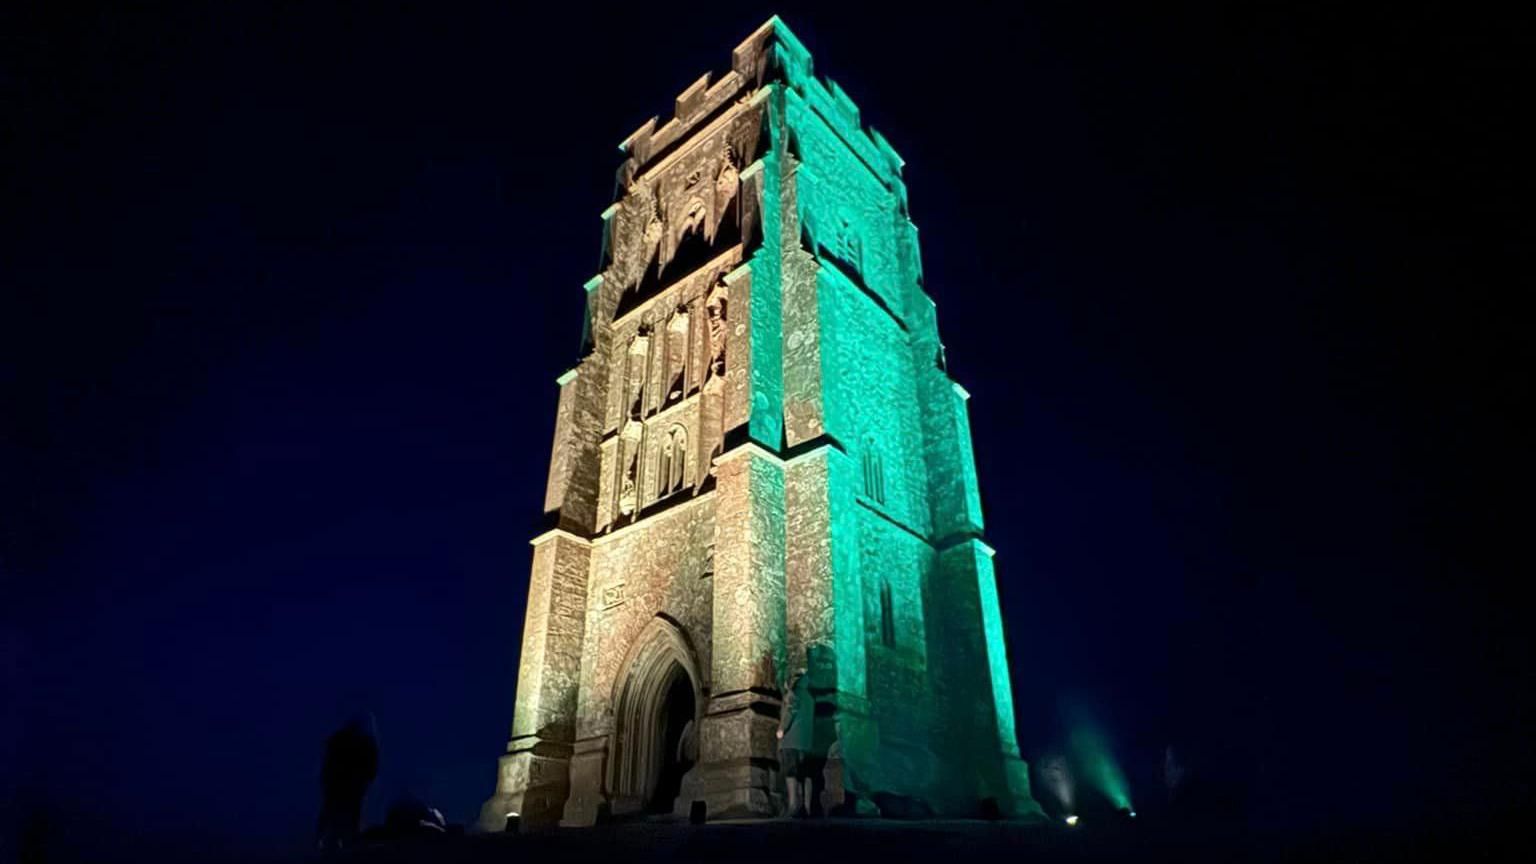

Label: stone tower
[481,17,1042,830]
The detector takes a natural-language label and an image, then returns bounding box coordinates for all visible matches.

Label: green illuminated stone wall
[483,17,1041,830]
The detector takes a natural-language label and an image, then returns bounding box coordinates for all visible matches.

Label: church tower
[482,17,1041,829]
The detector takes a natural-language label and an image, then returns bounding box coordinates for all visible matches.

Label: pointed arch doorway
[609,616,704,817]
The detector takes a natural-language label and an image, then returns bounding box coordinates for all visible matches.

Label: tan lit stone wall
[710,446,786,695]
[575,498,717,741]
[510,533,590,742]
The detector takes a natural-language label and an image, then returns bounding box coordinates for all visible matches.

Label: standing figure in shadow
[315,712,379,855]
[777,671,820,818]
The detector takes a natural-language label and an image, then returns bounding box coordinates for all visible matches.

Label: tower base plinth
[559,737,611,827]
[686,690,781,819]
[478,741,571,833]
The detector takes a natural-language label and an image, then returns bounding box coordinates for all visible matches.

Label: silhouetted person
[315,712,379,854]
[777,671,818,817]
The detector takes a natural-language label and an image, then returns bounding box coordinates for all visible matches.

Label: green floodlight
[1068,721,1133,812]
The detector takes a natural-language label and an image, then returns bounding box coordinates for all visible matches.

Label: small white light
[506,811,519,818]
[1065,814,1079,826]
[1128,810,1137,818]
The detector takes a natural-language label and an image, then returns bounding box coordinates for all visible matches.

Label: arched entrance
[609,616,703,816]
[645,661,696,813]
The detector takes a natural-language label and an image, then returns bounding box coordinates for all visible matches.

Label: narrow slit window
[862,439,886,505]
[880,581,896,648]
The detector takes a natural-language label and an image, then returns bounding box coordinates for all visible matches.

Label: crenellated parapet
[614,19,775,180]
[615,18,905,198]
[763,19,906,192]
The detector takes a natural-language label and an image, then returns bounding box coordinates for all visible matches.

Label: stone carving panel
[604,104,765,309]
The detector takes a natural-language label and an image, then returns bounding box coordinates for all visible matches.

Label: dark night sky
[3,2,1531,858]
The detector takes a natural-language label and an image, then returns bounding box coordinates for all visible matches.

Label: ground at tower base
[329,815,1517,864]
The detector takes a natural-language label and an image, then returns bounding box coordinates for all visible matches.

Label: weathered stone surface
[481,17,1043,833]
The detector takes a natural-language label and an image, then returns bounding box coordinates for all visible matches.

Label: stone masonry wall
[576,498,717,741]
[488,17,1041,829]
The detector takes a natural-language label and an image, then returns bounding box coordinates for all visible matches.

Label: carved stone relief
[705,278,728,381]
[618,421,643,517]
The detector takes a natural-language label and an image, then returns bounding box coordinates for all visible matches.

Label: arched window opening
[656,425,688,500]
